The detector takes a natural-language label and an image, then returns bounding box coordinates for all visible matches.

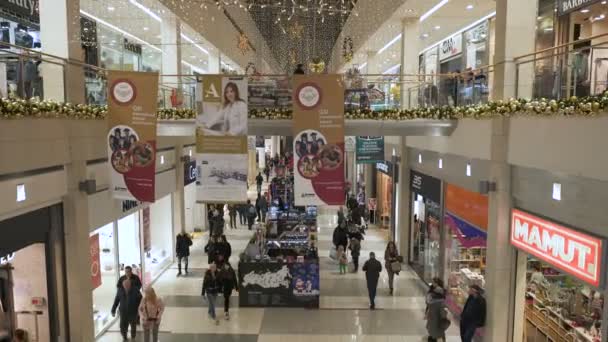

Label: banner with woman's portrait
[292,75,345,206]
[107,71,158,202]
[196,76,249,202]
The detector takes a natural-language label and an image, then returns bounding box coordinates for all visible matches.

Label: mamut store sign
[558,0,602,16]
[510,209,604,287]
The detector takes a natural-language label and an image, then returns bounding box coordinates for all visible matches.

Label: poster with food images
[196,75,248,202]
[107,71,158,202]
[293,75,345,206]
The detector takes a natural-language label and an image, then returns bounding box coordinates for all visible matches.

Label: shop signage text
[121,200,140,213]
[410,170,441,204]
[184,160,197,186]
[123,38,142,55]
[510,209,604,287]
[0,252,15,265]
[1,0,39,20]
[376,161,390,174]
[439,33,463,61]
[558,0,601,16]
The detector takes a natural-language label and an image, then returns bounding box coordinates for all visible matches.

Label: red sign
[511,209,604,287]
[90,234,102,289]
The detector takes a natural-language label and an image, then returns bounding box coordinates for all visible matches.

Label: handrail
[514,31,608,61]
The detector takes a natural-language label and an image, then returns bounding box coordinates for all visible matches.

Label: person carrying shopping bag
[426,286,450,342]
[384,241,401,295]
[202,263,222,325]
[138,287,165,342]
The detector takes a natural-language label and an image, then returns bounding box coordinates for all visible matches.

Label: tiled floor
[97,179,461,342]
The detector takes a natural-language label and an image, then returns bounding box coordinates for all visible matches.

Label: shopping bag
[348,261,355,273]
[390,261,402,273]
[329,246,337,260]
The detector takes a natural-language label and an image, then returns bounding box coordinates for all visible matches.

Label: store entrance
[0,266,15,339]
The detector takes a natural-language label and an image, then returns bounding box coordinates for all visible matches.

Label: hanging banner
[107,71,159,202]
[196,75,248,202]
[90,234,102,290]
[142,207,151,252]
[293,75,345,206]
[356,136,384,163]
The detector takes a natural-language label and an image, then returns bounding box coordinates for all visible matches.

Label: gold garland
[1,94,607,121]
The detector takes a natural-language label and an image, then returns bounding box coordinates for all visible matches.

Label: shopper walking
[246,199,256,230]
[258,193,269,223]
[216,235,232,263]
[332,221,348,252]
[202,264,221,325]
[237,204,246,226]
[384,241,400,295]
[12,329,27,342]
[111,279,142,341]
[362,252,382,310]
[338,246,348,274]
[0,304,9,342]
[256,172,264,194]
[116,266,142,291]
[219,262,239,320]
[138,287,165,342]
[205,236,218,265]
[228,204,237,229]
[426,286,450,342]
[176,231,193,276]
[348,237,361,272]
[263,165,270,182]
[460,285,486,342]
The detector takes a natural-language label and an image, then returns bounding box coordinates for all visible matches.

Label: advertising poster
[196,75,248,202]
[292,75,345,206]
[142,207,151,252]
[239,261,320,308]
[107,71,159,202]
[356,136,384,163]
[90,234,102,290]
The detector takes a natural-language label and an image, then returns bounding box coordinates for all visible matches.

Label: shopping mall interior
[1,0,608,341]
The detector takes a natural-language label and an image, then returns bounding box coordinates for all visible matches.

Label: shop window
[117,212,142,278]
[523,257,603,341]
[91,223,117,336]
[144,195,173,283]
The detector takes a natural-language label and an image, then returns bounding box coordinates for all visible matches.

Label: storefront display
[376,161,394,229]
[511,209,606,342]
[0,205,64,342]
[443,184,488,316]
[409,170,442,284]
[91,223,117,336]
[145,195,174,283]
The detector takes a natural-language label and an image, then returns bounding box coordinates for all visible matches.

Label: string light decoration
[342,36,354,63]
[237,33,251,54]
[214,0,359,18]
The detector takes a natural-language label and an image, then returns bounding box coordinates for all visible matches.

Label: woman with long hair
[201,82,247,136]
[138,287,165,342]
[384,241,400,295]
[221,82,247,135]
[202,263,222,325]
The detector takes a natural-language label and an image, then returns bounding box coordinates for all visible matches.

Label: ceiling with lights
[335,0,496,73]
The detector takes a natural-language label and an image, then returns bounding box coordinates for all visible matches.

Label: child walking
[338,246,348,274]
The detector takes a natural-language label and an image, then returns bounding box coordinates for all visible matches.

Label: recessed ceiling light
[422,33,429,38]
[602,1,607,4]
[581,8,590,13]
[143,27,149,31]
[466,4,474,10]
[108,6,115,11]
[434,25,441,30]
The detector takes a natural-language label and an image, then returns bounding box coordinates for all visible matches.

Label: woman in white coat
[203,82,247,136]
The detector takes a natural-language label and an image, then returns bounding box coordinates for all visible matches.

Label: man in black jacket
[460,284,486,342]
[362,252,382,310]
[116,266,142,291]
[111,279,142,340]
[176,232,193,276]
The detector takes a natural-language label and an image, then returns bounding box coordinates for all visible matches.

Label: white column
[208,52,220,74]
[271,136,280,158]
[39,0,84,103]
[172,145,185,236]
[396,136,410,255]
[493,0,538,99]
[400,19,420,109]
[484,117,514,342]
[161,15,181,96]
